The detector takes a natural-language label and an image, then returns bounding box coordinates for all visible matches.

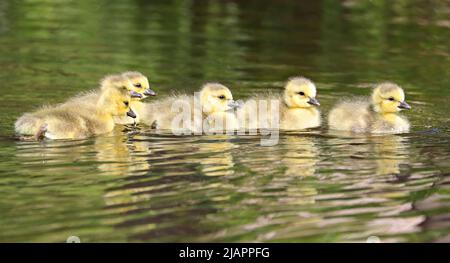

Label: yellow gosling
[237,77,321,130]
[15,78,136,140]
[328,82,411,134]
[142,83,239,133]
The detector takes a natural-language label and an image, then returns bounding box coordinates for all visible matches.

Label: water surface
[0,0,449,242]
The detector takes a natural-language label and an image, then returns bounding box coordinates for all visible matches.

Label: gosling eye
[218,95,226,100]
[298,92,305,96]
[134,83,142,88]
[388,97,395,101]
[124,101,129,107]
[122,86,127,90]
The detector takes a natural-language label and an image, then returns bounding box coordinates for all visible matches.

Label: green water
[0,0,449,242]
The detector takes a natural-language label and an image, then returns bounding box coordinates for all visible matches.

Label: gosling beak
[127,109,137,118]
[307,97,320,106]
[227,100,241,110]
[398,101,411,110]
[130,90,143,99]
[144,88,157,96]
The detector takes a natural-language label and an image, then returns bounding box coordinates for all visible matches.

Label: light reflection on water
[0,0,449,242]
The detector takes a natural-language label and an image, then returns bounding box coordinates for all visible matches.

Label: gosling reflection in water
[197,135,235,177]
[15,138,94,169]
[231,134,320,206]
[278,135,320,206]
[234,134,319,177]
[15,127,152,177]
[281,135,319,177]
[372,135,410,177]
[94,127,151,176]
[327,131,410,178]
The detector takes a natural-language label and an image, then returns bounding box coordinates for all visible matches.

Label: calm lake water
[0,0,449,242]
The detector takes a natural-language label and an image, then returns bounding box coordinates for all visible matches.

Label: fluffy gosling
[328,82,411,134]
[142,83,239,133]
[237,77,321,130]
[15,77,136,140]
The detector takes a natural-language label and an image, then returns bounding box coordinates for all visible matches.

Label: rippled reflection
[281,135,319,177]
[372,135,409,176]
[2,125,447,242]
[95,129,151,176]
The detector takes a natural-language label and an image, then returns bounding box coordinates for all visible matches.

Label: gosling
[141,83,240,133]
[328,82,411,134]
[15,78,136,140]
[114,71,156,125]
[237,77,321,130]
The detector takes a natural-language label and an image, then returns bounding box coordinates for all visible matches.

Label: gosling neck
[94,107,114,121]
[95,97,115,120]
[370,104,399,118]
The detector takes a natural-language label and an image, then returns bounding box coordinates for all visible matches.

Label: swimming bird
[141,83,240,133]
[15,77,136,140]
[237,77,321,130]
[328,82,411,133]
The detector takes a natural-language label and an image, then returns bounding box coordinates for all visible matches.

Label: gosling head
[98,82,136,119]
[199,83,239,114]
[121,71,156,99]
[100,74,130,91]
[283,77,320,108]
[371,82,411,113]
